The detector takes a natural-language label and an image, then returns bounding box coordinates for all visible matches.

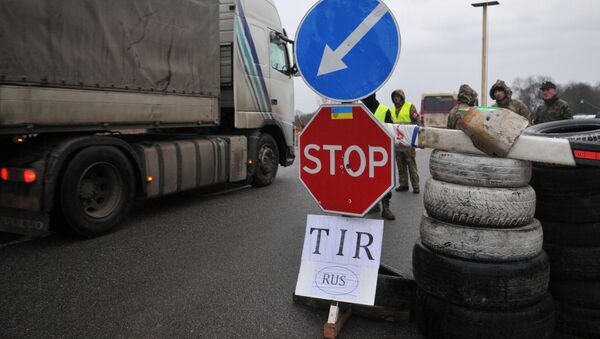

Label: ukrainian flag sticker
[331,106,354,120]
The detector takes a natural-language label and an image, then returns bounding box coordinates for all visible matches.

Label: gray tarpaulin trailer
[0,0,297,237]
[0,0,221,132]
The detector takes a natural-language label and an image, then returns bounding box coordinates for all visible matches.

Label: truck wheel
[252,134,279,187]
[60,146,135,237]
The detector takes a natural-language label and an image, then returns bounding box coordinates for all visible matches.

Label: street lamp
[472,1,500,107]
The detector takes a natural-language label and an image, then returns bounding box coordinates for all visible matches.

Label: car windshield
[423,96,454,112]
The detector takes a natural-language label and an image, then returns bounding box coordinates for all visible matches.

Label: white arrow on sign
[317,2,390,76]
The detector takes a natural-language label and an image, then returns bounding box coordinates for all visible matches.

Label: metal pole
[472,2,498,106]
[481,5,488,107]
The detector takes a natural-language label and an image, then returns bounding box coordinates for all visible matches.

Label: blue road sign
[295,0,401,102]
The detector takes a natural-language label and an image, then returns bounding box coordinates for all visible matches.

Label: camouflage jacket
[490,80,533,124]
[448,84,478,129]
[494,99,533,125]
[534,97,572,124]
[447,104,470,130]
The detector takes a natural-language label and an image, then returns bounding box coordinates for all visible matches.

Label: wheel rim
[77,162,123,219]
[258,144,277,178]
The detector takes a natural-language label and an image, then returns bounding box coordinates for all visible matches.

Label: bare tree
[561,82,600,115]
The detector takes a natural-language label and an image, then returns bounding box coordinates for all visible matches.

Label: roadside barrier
[413,151,555,339]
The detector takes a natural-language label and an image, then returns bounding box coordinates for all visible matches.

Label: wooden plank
[323,303,352,339]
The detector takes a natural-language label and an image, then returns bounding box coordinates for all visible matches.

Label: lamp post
[472,1,499,107]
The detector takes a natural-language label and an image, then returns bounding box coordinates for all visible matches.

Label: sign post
[294,0,402,337]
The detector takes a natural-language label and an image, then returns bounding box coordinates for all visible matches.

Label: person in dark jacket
[534,81,572,124]
[361,93,395,220]
[490,80,533,124]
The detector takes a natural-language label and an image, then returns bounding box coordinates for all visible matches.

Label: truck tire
[424,179,536,228]
[416,289,555,339]
[535,194,600,224]
[540,220,600,247]
[413,240,549,310]
[531,164,600,196]
[251,133,279,187]
[59,146,135,237]
[550,279,600,309]
[430,150,531,188]
[420,215,543,262]
[523,119,600,143]
[543,242,600,280]
[556,302,600,338]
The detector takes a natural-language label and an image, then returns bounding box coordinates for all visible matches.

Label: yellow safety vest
[374,104,390,122]
[391,102,414,123]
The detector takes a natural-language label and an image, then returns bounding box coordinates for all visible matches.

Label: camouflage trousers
[395,148,420,189]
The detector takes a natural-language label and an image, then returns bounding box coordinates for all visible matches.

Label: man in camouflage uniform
[447,84,478,129]
[534,81,572,124]
[490,80,533,124]
[390,89,420,194]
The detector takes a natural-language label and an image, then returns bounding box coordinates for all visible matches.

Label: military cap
[540,81,557,90]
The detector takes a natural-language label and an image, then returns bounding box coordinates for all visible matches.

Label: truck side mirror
[289,64,300,77]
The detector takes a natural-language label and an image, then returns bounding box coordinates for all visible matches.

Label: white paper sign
[295,214,384,306]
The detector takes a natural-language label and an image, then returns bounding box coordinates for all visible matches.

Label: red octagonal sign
[299,104,395,216]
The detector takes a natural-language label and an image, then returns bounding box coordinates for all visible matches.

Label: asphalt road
[0,150,431,338]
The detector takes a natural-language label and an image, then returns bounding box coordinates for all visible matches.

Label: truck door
[268,31,294,125]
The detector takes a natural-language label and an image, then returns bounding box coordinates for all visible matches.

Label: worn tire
[374,265,416,310]
[420,215,543,262]
[543,241,600,280]
[430,150,531,188]
[59,146,135,237]
[251,133,279,187]
[540,219,600,247]
[550,279,600,309]
[416,290,555,339]
[524,119,600,142]
[531,164,600,196]
[412,240,549,310]
[556,302,600,338]
[424,179,536,228]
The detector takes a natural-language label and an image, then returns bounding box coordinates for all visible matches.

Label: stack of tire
[526,120,600,338]
[413,150,555,339]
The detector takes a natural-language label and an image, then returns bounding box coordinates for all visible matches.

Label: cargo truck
[0,0,297,237]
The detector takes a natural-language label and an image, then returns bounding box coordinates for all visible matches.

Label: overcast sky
[272,0,600,113]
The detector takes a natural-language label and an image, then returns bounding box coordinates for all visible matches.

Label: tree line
[295,78,600,129]
[512,76,600,115]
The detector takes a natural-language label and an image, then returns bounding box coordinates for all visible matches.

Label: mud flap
[0,207,50,237]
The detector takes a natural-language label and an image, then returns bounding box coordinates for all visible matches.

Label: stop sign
[299,104,395,216]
